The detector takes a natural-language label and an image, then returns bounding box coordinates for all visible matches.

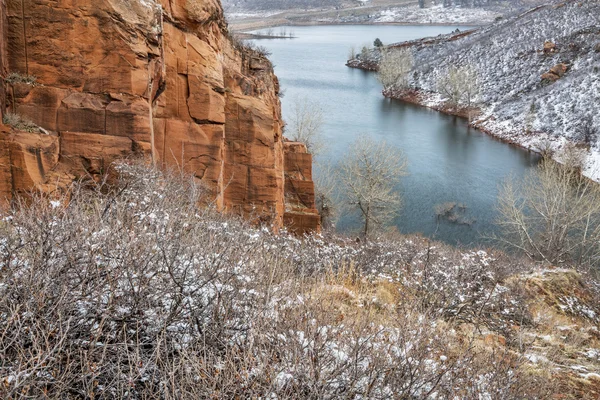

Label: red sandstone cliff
[0,0,319,234]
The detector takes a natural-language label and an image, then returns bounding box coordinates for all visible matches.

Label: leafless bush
[496,153,600,269]
[254,45,272,57]
[286,96,325,156]
[533,137,555,158]
[377,48,414,90]
[348,46,357,60]
[576,116,598,145]
[437,65,479,107]
[0,160,558,398]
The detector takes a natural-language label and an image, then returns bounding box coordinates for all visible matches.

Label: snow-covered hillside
[372,4,502,24]
[225,0,545,28]
[413,2,600,178]
[352,1,600,179]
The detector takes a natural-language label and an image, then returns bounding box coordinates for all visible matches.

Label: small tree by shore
[377,48,414,91]
[437,65,479,109]
[338,136,407,239]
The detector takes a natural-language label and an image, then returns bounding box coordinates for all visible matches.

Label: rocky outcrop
[541,62,568,83]
[0,0,319,233]
[543,40,557,53]
[283,141,320,235]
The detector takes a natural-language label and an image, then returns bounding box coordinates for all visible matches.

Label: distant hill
[225,0,537,12]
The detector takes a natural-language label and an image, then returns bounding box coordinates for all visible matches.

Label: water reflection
[251,25,540,246]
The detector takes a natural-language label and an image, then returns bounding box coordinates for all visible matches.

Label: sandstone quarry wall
[0,0,319,234]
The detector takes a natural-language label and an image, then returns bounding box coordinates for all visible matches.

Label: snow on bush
[0,161,564,398]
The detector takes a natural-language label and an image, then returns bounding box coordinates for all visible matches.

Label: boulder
[543,40,557,53]
[549,63,568,77]
[542,63,569,83]
[541,72,560,82]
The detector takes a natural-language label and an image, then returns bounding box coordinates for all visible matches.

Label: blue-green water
[252,25,539,246]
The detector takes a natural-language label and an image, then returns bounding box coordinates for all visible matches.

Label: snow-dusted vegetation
[372,4,502,24]
[224,0,541,25]
[1,161,600,398]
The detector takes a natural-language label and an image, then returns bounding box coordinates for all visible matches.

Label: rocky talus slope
[0,0,319,234]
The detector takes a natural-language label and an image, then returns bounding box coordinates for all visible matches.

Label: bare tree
[496,151,600,269]
[348,46,356,60]
[524,101,537,134]
[360,44,369,59]
[437,65,479,108]
[286,96,325,156]
[377,48,414,91]
[337,136,407,239]
[286,96,339,230]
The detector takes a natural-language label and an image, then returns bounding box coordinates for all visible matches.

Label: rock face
[0,0,319,233]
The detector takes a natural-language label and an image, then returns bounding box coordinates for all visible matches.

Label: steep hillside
[1,162,599,398]
[349,0,600,179]
[0,0,319,234]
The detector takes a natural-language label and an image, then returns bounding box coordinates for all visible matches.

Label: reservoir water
[251,25,539,246]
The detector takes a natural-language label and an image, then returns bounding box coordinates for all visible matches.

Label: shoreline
[347,61,600,182]
[232,21,488,33]
[381,87,536,153]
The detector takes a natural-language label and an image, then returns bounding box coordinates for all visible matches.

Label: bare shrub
[254,45,272,57]
[533,136,555,158]
[313,162,340,231]
[348,46,356,59]
[360,45,369,59]
[377,48,414,90]
[437,65,479,107]
[0,160,567,398]
[286,96,325,156]
[496,154,600,269]
[576,116,598,145]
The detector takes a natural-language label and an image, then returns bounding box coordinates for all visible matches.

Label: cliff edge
[0,0,320,234]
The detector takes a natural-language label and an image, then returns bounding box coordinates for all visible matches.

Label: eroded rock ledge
[0,0,320,234]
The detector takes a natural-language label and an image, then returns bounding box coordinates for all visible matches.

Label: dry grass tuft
[2,112,39,133]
